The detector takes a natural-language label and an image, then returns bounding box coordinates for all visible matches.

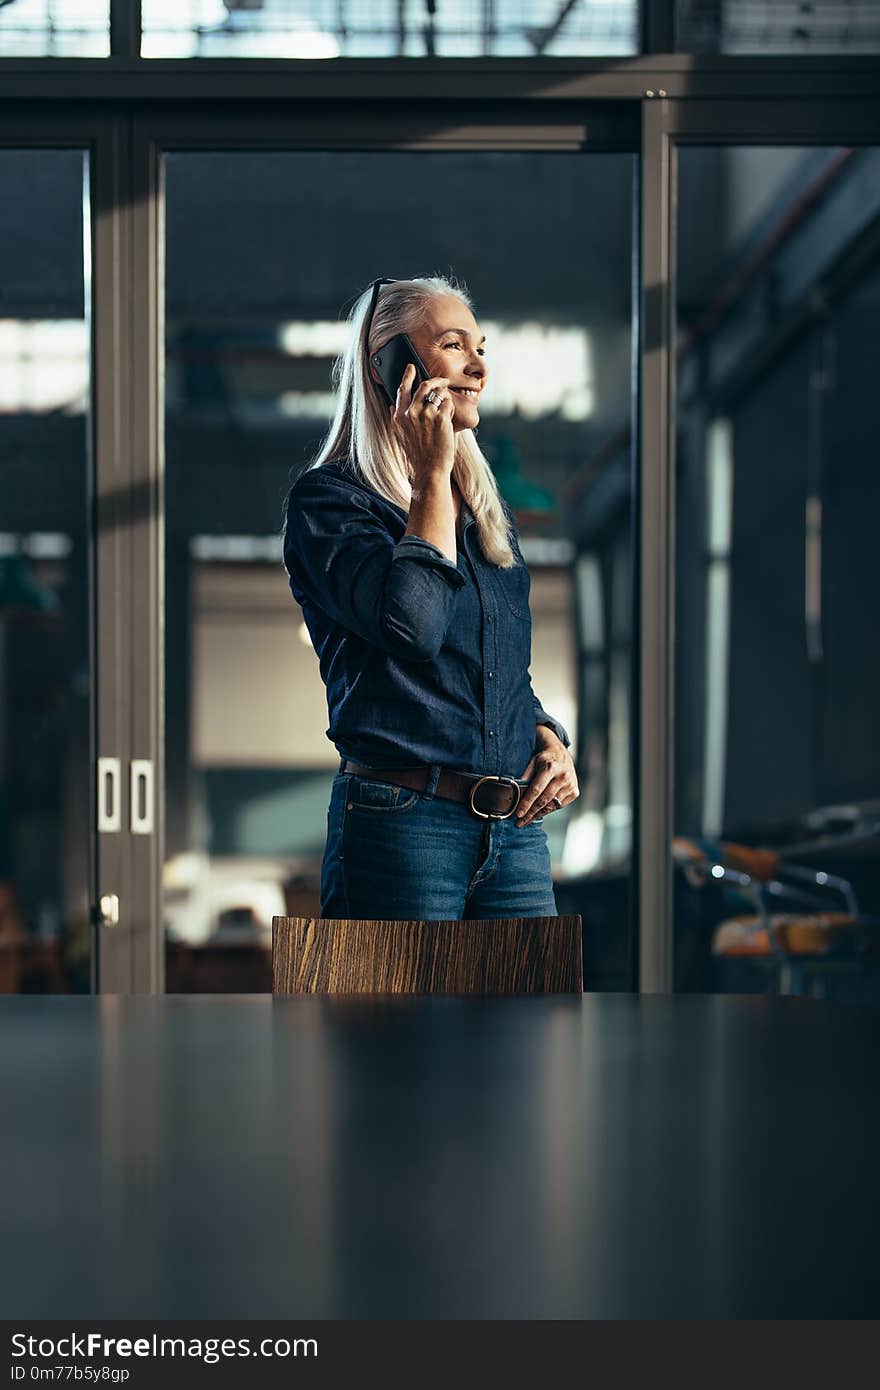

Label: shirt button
[488,671,494,679]
[489,730,494,737]
[487,615,494,623]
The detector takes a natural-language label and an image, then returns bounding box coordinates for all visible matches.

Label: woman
[283,275,579,920]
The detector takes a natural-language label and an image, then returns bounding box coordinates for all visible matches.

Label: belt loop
[422,763,442,801]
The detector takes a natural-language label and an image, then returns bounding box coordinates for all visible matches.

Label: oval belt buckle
[468,774,522,821]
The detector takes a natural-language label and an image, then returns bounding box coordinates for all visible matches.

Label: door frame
[0,112,142,990]
[132,103,640,994]
[639,95,880,991]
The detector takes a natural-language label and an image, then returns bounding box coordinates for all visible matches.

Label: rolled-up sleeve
[284,475,466,662]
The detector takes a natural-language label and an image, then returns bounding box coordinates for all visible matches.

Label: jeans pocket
[346,775,422,814]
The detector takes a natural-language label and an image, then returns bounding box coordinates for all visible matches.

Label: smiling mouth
[451,388,481,399]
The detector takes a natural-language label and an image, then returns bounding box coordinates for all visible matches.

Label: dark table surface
[2,993,879,1319]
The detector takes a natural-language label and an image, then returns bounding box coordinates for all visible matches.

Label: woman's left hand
[516,729,579,827]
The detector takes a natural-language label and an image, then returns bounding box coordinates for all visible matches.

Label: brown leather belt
[340,759,528,821]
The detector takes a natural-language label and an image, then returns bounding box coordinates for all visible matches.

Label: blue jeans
[320,766,559,920]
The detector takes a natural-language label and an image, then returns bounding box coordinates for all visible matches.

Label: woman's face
[407,294,488,434]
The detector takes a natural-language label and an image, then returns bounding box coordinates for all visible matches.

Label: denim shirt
[282,461,571,776]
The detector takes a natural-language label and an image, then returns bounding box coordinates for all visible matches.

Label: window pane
[676,1,880,53]
[0,0,109,56]
[673,144,880,1001]
[0,150,92,994]
[162,149,635,992]
[142,1,638,58]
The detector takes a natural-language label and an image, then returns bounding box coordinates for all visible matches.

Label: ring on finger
[520,794,560,823]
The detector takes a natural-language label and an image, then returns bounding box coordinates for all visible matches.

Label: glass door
[0,147,93,992]
[156,136,639,992]
[0,116,147,994]
[665,105,880,1000]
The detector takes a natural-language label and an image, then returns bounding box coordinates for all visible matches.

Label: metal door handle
[98,893,120,928]
[97,757,121,832]
[131,759,154,835]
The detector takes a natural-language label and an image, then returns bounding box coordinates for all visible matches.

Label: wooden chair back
[272,915,583,994]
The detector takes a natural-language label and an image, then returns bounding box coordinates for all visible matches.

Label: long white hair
[297,275,517,569]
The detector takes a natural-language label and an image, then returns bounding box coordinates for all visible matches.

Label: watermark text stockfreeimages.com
[10,1332,316,1368]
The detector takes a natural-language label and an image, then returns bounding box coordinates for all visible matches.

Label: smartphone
[370,333,431,406]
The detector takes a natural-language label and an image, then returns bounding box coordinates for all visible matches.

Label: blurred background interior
[1,1,879,998]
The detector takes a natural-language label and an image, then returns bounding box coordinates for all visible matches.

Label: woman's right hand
[390,363,455,479]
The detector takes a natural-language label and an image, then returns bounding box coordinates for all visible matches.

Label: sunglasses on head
[363,277,397,355]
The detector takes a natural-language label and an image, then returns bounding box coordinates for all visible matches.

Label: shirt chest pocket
[495,559,532,622]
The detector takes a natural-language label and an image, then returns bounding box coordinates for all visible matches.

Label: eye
[442,340,487,357]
